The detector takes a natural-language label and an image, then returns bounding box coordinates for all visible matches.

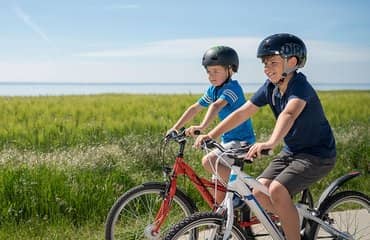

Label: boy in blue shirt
[195,34,336,239]
[168,46,255,203]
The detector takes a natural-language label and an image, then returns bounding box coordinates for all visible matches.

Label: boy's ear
[228,67,234,75]
[288,57,298,67]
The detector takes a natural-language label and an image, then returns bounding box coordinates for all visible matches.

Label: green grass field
[0,91,368,239]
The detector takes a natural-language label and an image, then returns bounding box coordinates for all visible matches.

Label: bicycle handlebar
[201,139,272,163]
[164,128,186,143]
[164,128,272,162]
[164,128,202,143]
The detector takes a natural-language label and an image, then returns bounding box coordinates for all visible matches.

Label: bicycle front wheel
[164,212,250,240]
[105,182,197,240]
[306,190,370,240]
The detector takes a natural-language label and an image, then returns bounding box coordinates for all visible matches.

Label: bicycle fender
[316,171,361,208]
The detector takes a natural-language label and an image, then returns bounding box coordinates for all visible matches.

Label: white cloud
[76,37,370,64]
[308,41,370,62]
[76,37,261,59]
[0,61,204,83]
[1,37,369,84]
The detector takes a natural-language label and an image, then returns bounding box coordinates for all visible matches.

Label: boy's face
[206,65,230,87]
[262,55,285,84]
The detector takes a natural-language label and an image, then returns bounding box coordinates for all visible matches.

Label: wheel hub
[144,224,160,240]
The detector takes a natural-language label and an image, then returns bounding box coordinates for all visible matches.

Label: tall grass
[0,91,368,238]
[0,161,133,225]
[0,94,199,151]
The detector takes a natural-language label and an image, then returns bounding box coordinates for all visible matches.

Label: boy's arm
[199,98,228,130]
[186,99,227,136]
[208,100,258,138]
[266,98,306,147]
[246,98,306,158]
[171,102,203,131]
[194,100,258,146]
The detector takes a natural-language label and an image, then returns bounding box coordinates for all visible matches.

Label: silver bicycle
[164,139,370,240]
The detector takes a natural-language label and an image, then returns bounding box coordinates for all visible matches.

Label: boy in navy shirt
[195,34,336,240]
[168,46,255,203]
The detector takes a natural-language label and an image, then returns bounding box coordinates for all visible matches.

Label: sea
[0,82,369,96]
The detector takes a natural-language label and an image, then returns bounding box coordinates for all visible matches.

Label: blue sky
[1,0,370,84]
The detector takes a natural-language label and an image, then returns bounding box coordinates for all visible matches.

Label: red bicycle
[104,129,314,239]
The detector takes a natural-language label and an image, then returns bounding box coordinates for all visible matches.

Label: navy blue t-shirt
[251,72,336,158]
[198,79,255,144]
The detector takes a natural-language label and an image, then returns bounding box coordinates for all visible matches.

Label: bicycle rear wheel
[305,190,370,240]
[164,212,250,240]
[105,182,197,240]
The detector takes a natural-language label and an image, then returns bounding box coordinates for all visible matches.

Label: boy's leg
[252,178,275,213]
[202,152,231,183]
[202,153,230,203]
[201,141,243,204]
[253,153,290,213]
[253,177,300,240]
[271,153,335,240]
[269,180,300,240]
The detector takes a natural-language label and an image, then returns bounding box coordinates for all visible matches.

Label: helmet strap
[216,67,231,89]
[226,67,231,81]
[277,58,298,85]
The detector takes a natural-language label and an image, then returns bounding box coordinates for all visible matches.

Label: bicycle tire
[305,190,370,240]
[105,182,197,240]
[164,212,251,240]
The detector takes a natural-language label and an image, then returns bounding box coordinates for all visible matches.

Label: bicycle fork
[149,179,177,237]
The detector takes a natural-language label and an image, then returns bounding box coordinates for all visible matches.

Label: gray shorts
[211,140,248,166]
[258,152,336,196]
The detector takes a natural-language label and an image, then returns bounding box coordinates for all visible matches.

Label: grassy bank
[0,91,368,238]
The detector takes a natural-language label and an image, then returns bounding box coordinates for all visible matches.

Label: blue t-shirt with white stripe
[198,79,255,144]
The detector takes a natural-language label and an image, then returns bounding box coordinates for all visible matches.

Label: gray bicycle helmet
[202,46,239,72]
[257,33,307,68]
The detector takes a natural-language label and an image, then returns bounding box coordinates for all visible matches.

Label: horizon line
[0,81,369,86]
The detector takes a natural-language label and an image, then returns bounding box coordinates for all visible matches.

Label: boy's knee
[253,178,271,198]
[269,181,290,203]
[201,154,216,170]
[252,188,264,199]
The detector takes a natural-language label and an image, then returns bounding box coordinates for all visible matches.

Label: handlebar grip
[244,159,253,164]
[243,149,272,162]
[165,130,177,140]
[201,139,218,149]
[261,149,273,156]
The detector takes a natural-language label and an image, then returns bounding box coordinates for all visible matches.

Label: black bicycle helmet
[202,46,239,72]
[257,33,307,68]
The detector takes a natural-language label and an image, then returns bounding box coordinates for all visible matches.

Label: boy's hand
[246,142,273,159]
[194,134,212,148]
[185,126,202,137]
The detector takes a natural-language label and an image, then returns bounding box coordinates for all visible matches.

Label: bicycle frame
[150,142,227,235]
[218,164,355,240]
[219,164,285,239]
